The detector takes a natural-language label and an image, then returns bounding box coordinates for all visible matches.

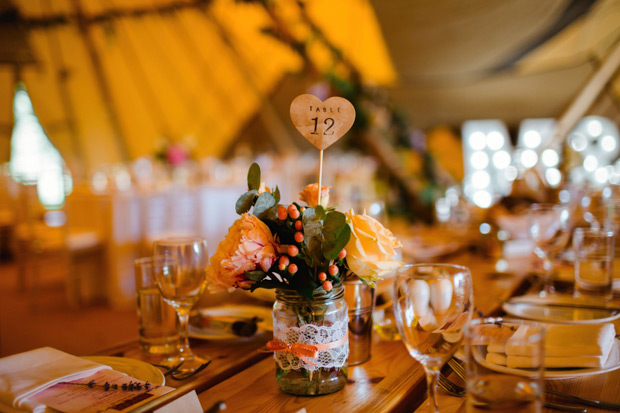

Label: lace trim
[273,319,349,371]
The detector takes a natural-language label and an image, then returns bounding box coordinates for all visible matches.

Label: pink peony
[166,143,189,167]
[206,213,277,293]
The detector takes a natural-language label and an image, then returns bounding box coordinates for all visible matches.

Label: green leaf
[245,270,267,282]
[273,186,281,204]
[276,369,290,380]
[235,190,258,215]
[324,225,351,260]
[322,211,351,260]
[315,205,326,220]
[290,267,317,300]
[323,211,347,234]
[250,277,284,291]
[247,163,261,191]
[302,208,324,266]
[253,192,276,218]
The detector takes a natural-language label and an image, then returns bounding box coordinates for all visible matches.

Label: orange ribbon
[260,332,348,366]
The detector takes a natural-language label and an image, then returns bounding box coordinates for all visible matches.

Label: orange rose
[206,213,277,293]
[344,209,403,286]
[299,183,331,208]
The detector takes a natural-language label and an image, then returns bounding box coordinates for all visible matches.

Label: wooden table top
[98,250,620,412]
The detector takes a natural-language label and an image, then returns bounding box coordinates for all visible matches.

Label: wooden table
[98,251,620,412]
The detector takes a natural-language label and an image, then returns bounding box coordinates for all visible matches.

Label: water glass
[573,227,614,300]
[527,203,572,296]
[344,278,375,365]
[393,264,474,413]
[153,237,209,373]
[465,318,545,413]
[134,257,179,356]
[603,200,620,294]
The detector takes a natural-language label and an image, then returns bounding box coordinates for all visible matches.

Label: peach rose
[344,209,402,286]
[299,183,331,208]
[206,213,277,293]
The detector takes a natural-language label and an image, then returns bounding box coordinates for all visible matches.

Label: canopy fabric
[0,0,396,176]
[372,0,620,130]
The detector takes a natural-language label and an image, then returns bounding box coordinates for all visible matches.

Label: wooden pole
[317,149,324,206]
[70,0,130,163]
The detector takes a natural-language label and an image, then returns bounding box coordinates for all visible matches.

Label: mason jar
[272,285,348,395]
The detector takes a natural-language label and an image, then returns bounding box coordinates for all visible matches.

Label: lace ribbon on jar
[271,319,349,372]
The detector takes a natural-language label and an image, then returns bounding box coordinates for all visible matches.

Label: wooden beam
[70,0,130,162]
[43,0,86,177]
[550,40,620,147]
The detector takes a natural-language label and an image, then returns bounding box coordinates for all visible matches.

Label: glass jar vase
[272,285,349,396]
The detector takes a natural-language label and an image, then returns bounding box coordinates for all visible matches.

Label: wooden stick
[318,149,324,207]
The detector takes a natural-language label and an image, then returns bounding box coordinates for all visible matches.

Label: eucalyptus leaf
[235,190,258,215]
[273,186,281,203]
[323,224,351,260]
[245,270,267,282]
[253,192,276,218]
[250,278,284,291]
[323,211,347,234]
[302,208,324,265]
[247,162,261,190]
[315,205,326,220]
[322,211,351,260]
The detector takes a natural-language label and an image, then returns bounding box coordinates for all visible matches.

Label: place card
[30,369,174,413]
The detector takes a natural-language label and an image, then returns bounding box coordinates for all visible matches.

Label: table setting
[4,95,620,413]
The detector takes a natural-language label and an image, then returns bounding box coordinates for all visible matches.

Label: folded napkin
[487,323,617,369]
[0,347,111,413]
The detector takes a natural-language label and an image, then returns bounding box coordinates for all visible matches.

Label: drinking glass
[393,264,474,413]
[527,203,571,296]
[153,237,209,373]
[134,257,180,357]
[573,227,614,300]
[465,318,545,412]
[603,200,620,294]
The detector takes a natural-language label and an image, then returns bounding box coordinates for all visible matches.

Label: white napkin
[487,323,617,369]
[0,347,111,412]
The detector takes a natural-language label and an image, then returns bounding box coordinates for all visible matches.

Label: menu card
[30,369,173,413]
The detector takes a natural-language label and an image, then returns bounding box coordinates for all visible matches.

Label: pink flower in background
[206,213,278,293]
[166,143,189,167]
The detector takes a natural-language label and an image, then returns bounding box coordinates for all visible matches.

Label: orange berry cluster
[276,203,345,292]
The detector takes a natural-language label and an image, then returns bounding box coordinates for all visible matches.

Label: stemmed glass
[392,264,474,413]
[153,237,209,373]
[527,203,572,296]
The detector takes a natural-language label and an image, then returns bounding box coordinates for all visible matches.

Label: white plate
[502,294,620,324]
[480,339,620,380]
[188,305,273,340]
[81,356,165,385]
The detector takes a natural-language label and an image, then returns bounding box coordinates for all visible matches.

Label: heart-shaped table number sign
[290,94,356,150]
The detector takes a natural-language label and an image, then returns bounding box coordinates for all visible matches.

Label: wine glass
[527,203,572,296]
[153,237,209,373]
[392,264,474,413]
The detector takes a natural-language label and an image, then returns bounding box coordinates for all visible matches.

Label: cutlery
[437,371,586,412]
[448,356,620,411]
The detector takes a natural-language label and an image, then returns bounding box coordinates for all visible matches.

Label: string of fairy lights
[461,116,620,209]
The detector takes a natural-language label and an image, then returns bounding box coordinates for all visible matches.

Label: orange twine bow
[259,332,348,366]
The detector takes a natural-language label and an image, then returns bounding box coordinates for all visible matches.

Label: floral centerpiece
[154,136,195,168]
[206,163,402,395]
